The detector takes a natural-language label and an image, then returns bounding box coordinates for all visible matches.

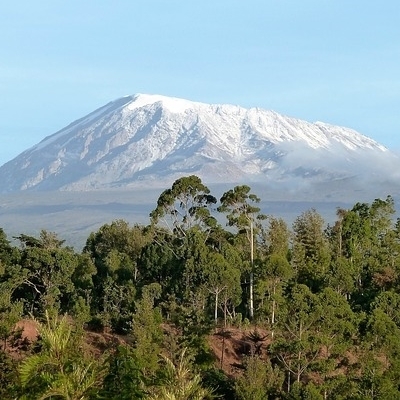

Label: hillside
[9,319,266,378]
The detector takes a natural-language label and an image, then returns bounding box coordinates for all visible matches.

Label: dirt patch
[208,327,271,377]
[15,319,39,343]
[84,330,133,357]
[8,319,133,359]
[3,319,40,359]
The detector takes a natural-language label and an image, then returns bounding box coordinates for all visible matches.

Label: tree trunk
[271,299,276,339]
[220,330,225,369]
[249,221,254,319]
[215,290,219,324]
[223,299,227,327]
[271,284,276,339]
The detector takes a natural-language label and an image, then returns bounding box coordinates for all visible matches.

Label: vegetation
[1,175,400,398]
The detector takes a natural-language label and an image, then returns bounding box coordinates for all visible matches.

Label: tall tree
[203,251,241,325]
[257,253,292,338]
[260,216,291,258]
[218,185,266,319]
[216,241,243,326]
[150,175,217,237]
[313,288,358,398]
[269,284,321,391]
[291,209,330,292]
[337,196,397,309]
[139,230,181,299]
[325,218,355,299]
[258,216,292,336]
[131,283,163,377]
[366,290,400,373]
[84,221,151,331]
[84,220,152,284]
[14,230,78,316]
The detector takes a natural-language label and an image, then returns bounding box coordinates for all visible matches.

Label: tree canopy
[1,176,400,399]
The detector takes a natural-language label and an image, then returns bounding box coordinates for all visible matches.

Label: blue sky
[1,0,399,166]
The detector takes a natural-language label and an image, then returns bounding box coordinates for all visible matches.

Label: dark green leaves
[150,175,217,235]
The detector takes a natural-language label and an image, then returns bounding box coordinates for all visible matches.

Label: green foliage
[150,175,217,236]
[84,220,151,331]
[333,196,398,311]
[0,351,18,399]
[169,303,215,370]
[292,209,330,292]
[148,348,214,400]
[201,368,236,399]
[2,180,400,398]
[0,281,23,351]
[0,228,18,271]
[131,283,163,376]
[99,345,146,399]
[235,355,283,399]
[18,311,103,399]
[261,216,291,258]
[218,185,265,228]
[256,252,292,329]
[269,284,322,389]
[285,382,324,399]
[218,185,266,320]
[14,230,79,316]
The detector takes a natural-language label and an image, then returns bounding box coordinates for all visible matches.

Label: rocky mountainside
[1,93,399,193]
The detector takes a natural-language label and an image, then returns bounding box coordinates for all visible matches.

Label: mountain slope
[0,93,398,193]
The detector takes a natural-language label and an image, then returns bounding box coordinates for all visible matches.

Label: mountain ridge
[0,93,398,193]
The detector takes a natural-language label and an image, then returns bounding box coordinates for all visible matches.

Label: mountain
[1,93,399,194]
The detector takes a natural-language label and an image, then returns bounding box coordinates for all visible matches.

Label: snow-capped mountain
[0,93,399,193]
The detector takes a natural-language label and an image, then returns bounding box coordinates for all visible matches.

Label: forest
[1,174,400,399]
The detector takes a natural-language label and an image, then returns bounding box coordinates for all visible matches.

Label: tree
[14,230,78,316]
[367,197,399,293]
[18,311,103,399]
[260,216,291,258]
[291,209,330,292]
[150,175,217,237]
[235,355,283,400]
[256,216,292,334]
[139,231,181,299]
[148,348,214,400]
[84,220,152,285]
[100,345,146,399]
[131,283,163,377]
[0,282,23,351]
[70,252,96,327]
[365,290,400,378]
[257,253,292,337]
[336,197,397,310]
[218,185,266,319]
[203,251,241,325]
[0,350,18,400]
[0,228,17,271]
[269,284,321,391]
[84,221,151,331]
[216,243,243,326]
[354,347,400,400]
[313,288,358,398]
